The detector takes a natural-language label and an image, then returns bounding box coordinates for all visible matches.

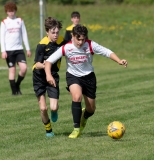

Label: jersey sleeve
[46,46,63,64]
[21,20,30,51]
[91,41,113,57]
[34,44,45,63]
[0,21,6,52]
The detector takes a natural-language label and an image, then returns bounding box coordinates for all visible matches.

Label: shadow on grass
[56,131,107,137]
[83,131,107,137]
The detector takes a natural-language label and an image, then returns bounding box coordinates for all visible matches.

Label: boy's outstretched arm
[110,53,128,67]
[45,61,56,87]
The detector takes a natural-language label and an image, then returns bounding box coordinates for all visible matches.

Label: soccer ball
[107,121,126,139]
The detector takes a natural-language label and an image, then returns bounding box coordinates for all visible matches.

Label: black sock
[84,110,94,119]
[16,74,24,89]
[9,80,17,94]
[72,101,82,128]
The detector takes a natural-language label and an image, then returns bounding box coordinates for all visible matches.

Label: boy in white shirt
[45,24,128,138]
[0,1,31,95]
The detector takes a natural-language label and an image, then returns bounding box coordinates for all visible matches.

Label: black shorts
[66,72,97,99]
[33,71,60,99]
[6,50,26,68]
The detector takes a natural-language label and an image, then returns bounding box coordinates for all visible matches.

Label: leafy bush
[102,0,154,4]
[46,0,154,4]
[46,0,95,5]
[0,0,38,5]
[123,0,154,4]
[1,0,154,5]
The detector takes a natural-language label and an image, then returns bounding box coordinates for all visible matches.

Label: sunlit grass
[0,3,154,160]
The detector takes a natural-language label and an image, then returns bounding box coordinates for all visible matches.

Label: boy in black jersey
[64,11,80,41]
[32,17,67,137]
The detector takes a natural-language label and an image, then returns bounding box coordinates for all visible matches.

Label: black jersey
[64,24,88,41]
[32,36,66,76]
[64,24,74,41]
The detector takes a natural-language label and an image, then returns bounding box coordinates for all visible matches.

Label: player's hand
[119,59,128,67]
[46,75,56,87]
[27,50,32,57]
[42,61,45,69]
[1,52,7,59]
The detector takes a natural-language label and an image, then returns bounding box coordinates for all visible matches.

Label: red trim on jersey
[62,41,72,56]
[2,18,7,24]
[17,17,22,22]
[2,20,5,24]
[1,17,22,24]
[67,41,72,44]
[86,40,94,55]
[62,45,65,56]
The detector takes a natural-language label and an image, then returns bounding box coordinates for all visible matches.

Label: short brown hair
[71,11,80,18]
[4,1,17,12]
[45,17,62,32]
[72,24,88,39]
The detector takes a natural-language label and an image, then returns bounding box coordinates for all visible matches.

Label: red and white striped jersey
[0,17,30,52]
[46,40,113,77]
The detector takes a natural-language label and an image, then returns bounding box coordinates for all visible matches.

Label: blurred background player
[0,1,31,95]
[64,11,80,41]
[32,17,67,137]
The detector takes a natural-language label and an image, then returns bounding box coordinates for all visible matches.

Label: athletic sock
[72,101,82,128]
[16,74,24,88]
[44,119,52,133]
[9,80,17,94]
[84,109,94,119]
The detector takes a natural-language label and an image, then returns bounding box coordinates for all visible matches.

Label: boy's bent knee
[40,106,48,113]
[72,95,82,102]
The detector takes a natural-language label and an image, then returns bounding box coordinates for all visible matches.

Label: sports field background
[0,2,154,160]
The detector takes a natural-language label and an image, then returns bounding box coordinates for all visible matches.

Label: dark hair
[71,11,80,18]
[45,17,62,32]
[4,1,17,12]
[72,24,88,39]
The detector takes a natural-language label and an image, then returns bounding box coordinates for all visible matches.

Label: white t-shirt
[0,17,30,52]
[46,40,113,77]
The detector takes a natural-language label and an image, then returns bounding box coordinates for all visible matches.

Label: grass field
[0,3,154,160]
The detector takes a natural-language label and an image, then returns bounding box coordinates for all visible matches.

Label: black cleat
[16,84,22,95]
[12,92,18,96]
[17,90,22,95]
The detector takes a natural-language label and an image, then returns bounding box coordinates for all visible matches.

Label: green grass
[0,3,154,160]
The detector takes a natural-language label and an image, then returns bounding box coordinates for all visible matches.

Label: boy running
[32,17,67,137]
[45,24,128,138]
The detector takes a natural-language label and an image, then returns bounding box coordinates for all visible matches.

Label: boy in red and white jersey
[0,1,31,95]
[45,24,128,138]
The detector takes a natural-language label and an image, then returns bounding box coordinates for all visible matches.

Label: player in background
[64,11,80,41]
[32,17,67,137]
[0,1,31,95]
[45,24,128,138]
